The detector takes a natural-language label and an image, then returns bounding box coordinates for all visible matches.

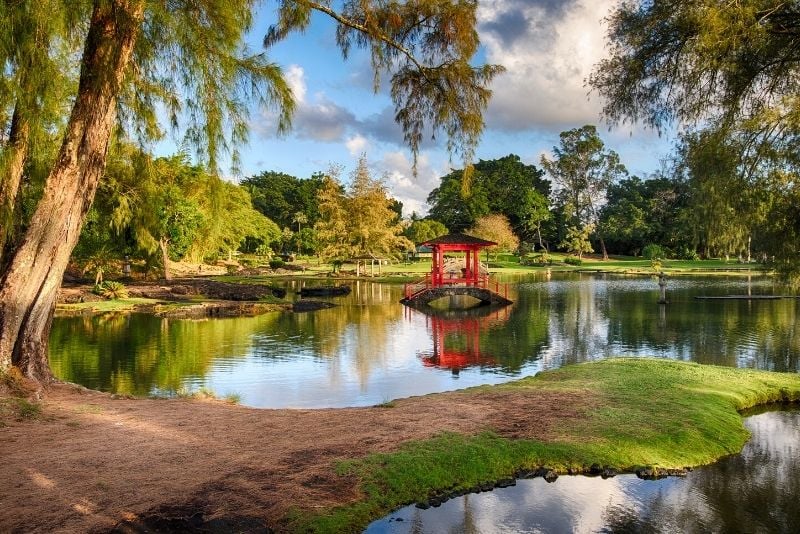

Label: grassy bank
[297,358,800,532]
[217,254,766,283]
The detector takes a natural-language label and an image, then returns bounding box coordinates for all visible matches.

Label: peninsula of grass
[296,358,800,532]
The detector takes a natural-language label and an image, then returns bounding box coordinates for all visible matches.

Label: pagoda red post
[418,233,496,288]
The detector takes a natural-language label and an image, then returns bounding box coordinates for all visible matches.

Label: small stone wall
[401,286,512,308]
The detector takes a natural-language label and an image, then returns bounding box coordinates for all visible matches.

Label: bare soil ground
[0,382,590,533]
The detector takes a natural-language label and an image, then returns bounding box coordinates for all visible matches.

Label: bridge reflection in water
[407,304,513,375]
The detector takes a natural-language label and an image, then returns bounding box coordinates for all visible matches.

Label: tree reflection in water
[49,274,800,407]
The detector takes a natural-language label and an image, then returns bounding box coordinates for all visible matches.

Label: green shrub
[96,281,128,300]
[564,256,582,266]
[269,258,285,269]
[679,247,700,261]
[642,244,666,260]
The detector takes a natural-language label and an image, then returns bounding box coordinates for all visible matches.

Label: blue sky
[221,1,677,216]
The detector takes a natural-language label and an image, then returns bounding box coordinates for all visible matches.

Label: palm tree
[293,212,308,233]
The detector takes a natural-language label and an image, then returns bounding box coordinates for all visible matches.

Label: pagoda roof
[420,232,496,248]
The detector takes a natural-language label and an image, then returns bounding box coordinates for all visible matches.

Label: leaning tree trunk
[598,233,609,261]
[0,0,144,382]
[159,238,172,281]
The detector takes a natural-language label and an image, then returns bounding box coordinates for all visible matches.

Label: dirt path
[0,383,588,532]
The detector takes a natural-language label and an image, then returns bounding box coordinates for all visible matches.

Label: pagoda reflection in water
[407,303,512,375]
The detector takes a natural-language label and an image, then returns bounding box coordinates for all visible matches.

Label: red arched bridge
[401,233,512,308]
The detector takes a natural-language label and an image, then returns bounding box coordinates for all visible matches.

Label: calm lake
[49,273,800,407]
[366,405,800,533]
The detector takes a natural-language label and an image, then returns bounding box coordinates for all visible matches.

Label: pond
[365,405,800,533]
[49,273,800,408]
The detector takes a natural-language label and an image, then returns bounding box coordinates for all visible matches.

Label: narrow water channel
[365,405,800,533]
[49,273,800,407]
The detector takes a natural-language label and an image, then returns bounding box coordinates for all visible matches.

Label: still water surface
[366,405,800,533]
[49,273,800,407]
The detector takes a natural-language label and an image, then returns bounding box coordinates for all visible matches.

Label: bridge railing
[403,273,509,300]
[475,275,509,299]
[404,273,432,300]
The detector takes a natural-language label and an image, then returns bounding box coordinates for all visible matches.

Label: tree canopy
[241,171,325,230]
[0,0,502,381]
[315,156,412,261]
[589,0,800,132]
[590,1,800,274]
[427,154,549,238]
[467,214,519,258]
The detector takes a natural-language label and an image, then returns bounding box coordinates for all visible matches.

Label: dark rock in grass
[515,469,537,479]
[495,478,516,488]
[531,467,558,482]
[543,470,559,483]
[299,285,351,297]
[271,287,287,299]
[567,467,581,475]
[636,467,666,480]
[531,467,548,478]
[666,468,689,477]
[601,467,617,479]
[589,463,603,475]
[415,501,430,510]
[478,481,495,492]
[169,285,194,295]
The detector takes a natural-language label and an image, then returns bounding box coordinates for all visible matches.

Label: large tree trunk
[0,0,144,382]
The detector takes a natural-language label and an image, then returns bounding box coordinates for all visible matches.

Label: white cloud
[377,151,446,217]
[345,134,369,156]
[478,0,615,131]
[285,64,307,103]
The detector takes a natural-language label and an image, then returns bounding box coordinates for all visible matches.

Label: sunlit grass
[294,358,800,532]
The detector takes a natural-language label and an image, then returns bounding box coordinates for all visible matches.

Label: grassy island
[300,358,800,532]
[2,358,799,533]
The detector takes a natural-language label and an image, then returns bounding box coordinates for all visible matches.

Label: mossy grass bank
[296,358,800,532]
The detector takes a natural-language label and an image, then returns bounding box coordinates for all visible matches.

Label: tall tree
[540,125,627,259]
[675,129,763,259]
[242,171,325,229]
[588,0,800,272]
[0,0,501,382]
[315,156,412,261]
[315,172,351,260]
[85,148,281,278]
[427,154,549,237]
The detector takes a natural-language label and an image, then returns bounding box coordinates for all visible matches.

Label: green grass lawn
[228,253,765,282]
[297,358,800,532]
[217,252,768,289]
